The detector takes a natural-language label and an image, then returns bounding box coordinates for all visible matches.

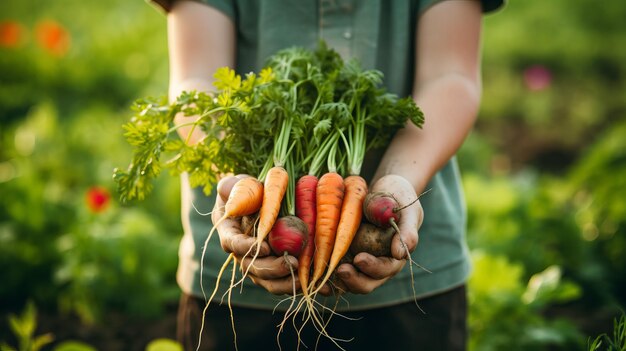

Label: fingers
[213,174,269,257]
[370,174,423,260]
[239,254,298,280]
[335,254,406,294]
[353,253,406,279]
[217,174,253,201]
[248,274,301,296]
[226,232,271,257]
[213,174,301,296]
[242,255,300,295]
[217,175,240,201]
[334,263,382,295]
[214,209,269,256]
[391,201,421,259]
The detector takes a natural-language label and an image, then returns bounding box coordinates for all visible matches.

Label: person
[151,0,504,350]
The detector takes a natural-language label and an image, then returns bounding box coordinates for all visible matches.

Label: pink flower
[86,186,111,213]
[524,65,552,91]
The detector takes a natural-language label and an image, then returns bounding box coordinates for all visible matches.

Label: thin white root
[191,201,215,216]
[196,253,234,351]
[233,239,263,292]
[276,252,298,351]
[199,212,229,301]
[229,257,239,351]
[313,297,353,351]
[392,188,432,213]
[390,218,427,314]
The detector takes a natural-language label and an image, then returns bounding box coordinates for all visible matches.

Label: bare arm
[373,0,484,192]
[168,2,306,294]
[338,0,484,294]
[167,1,235,143]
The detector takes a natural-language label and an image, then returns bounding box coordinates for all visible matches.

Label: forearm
[169,78,215,144]
[373,73,481,193]
[166,1,235,144]
[373,0,483,193]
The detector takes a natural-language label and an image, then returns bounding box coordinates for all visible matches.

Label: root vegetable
[349,222,395,257]
[314,175,368,293]
[309,172,345,288]
[268,216,309,257]
[363,191,402,229]
[295,174,318,295]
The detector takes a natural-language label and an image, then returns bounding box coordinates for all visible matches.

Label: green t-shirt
[152,0,504,311]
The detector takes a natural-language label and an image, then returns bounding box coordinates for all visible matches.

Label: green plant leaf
[145,338,183,351]
[8,301,37,342]
[52,341,97,351]
[0,343,17,351]
[31,333,54,351]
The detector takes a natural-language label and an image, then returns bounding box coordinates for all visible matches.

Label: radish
[363,191,422,231]
[363,192,402,229]
[268,215,309,257]
[362,189,431,310]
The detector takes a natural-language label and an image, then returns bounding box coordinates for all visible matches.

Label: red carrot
[295,174,318,295]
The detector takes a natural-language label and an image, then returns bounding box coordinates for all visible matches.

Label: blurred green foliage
[0,0,625,349]
[468,254,583,350]
[458,0,626,349]
[0,0,179,324]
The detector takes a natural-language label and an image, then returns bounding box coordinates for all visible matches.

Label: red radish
[362,189,432,308]
[268,216,309,257]
[363,192,401,228]
[363,190,425,230]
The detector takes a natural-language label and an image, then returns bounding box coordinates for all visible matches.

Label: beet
[268,215,309,257]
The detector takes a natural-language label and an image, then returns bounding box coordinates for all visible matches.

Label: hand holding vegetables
[114,43,425,348]
[211,175,318,295]
[334,174,423,294]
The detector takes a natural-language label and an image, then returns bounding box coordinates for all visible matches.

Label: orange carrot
[224,177,264,217]
[316,175,368,291]
[200,177,263,304]
[309,172,345,289]
[209,177,264,240]
[256,166,289,244]
[236,165,289,283]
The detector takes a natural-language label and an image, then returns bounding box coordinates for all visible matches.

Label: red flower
[35,20,70,56]
[0,21,23,48]
[86,186,111,213]
[523,65,552,91]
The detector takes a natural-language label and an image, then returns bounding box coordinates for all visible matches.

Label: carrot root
[313,175,367,296]
[309,172,345,289]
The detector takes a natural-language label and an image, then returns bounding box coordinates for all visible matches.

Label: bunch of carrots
[114,42,424,349]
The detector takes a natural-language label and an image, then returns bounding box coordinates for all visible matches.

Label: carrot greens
[114,42,423,207]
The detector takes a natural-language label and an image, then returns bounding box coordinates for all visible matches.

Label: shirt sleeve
[419,0,505,16]
[149,0,235,20]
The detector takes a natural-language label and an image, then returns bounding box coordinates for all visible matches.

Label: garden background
[1,0,625,350]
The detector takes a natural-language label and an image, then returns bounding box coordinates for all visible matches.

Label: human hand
[334,174,424,294]
[212,175,300,295]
